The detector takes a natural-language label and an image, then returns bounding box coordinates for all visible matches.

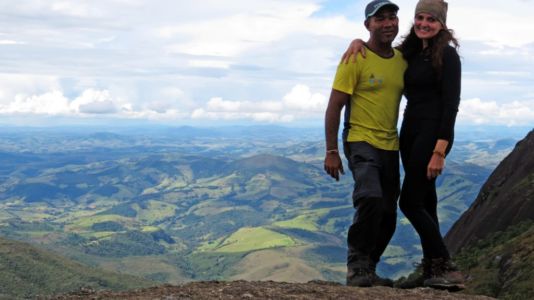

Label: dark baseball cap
[365,0,399,19]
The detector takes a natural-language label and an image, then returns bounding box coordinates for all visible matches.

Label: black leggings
[399,118,452,260]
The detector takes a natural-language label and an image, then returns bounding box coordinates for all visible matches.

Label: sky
[0,0,533,128]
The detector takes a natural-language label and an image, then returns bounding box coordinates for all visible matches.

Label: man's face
[366,7,399,44]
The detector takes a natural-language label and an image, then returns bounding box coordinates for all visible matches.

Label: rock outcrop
[445,130,534,254]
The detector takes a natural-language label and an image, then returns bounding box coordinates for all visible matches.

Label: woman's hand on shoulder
[341,39,366,64]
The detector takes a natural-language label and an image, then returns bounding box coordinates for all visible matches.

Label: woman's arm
[427,46,461,179]
[341,39,366,64]
[438,46,462,142]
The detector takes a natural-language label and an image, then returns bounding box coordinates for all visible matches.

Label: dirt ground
[46,280,496,300]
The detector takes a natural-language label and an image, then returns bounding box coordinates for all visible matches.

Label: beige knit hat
[415,0,448,26]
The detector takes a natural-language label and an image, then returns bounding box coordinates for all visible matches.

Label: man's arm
[324,89,350,181]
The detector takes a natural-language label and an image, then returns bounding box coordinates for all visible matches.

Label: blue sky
[0,0,533,128]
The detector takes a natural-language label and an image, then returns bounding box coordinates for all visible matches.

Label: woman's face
[414,12,443,40]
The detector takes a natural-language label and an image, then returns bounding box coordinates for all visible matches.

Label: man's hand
[324,152,344,181]
[324,89,349,181]
[341,39,366,64]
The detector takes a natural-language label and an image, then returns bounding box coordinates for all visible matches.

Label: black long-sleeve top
[403,45,461,141]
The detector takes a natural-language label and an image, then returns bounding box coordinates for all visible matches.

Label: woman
[342,0,464,290]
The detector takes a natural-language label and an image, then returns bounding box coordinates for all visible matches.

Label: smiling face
[366,6,399,45]
[414,12,443,41]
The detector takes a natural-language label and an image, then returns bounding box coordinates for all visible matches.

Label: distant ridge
[445,129,534,254]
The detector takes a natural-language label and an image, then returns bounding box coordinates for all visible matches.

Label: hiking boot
[346,267,372,287]
[395,258,431,289]
[424,258,465,291]
[369,262,393,287]
[346,258,372,287]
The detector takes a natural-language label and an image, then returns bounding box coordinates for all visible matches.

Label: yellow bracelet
[432,150,446,158]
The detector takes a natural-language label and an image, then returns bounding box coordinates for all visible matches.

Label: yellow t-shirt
[332,48,407,151]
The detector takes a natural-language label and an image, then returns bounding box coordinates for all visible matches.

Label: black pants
[399,118,452,259]
[343,142,400,267]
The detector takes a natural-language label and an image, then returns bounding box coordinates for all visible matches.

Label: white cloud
[159,7,315,56]
[206,98,242,112]
[0,90,70,115]
[123,108,187,121]
[283,84,327,112]
[146,100,177,114]
[450,1,534,47]
[78,100,117,114]
[191,108,294,123]
[0,40,24,45]
[0,1,533,127]
[0,88,125,116]
[458,98,534,126]
[143,87,189,113]
[0,74,62,104]
[188,60,231,69]
[189,84,326,122]
[71,89,117,114]
[159,2,357,57]
[50,1,102,17]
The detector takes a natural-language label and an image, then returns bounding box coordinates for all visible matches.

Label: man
[323,0,407,287]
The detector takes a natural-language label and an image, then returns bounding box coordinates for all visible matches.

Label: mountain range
[0,125,530,298]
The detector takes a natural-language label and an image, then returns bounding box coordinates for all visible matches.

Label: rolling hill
[0,236,154,298]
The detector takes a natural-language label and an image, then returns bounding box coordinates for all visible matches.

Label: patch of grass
[83,231,116,239]
[68,214,130,231]
[7,210,54,222]
[177,252,246,280]
[213,227,297,253]
[142,226,161,232]
[55,208,110,224]
[273,215,318,231]
[142,176,189,195]
[135,200,177,223]
[273,208,332,232]
[454,220,534,300]
[81,230,167,257]
[197,237,225,252]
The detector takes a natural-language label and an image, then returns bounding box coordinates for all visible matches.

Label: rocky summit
[47,280,495,300]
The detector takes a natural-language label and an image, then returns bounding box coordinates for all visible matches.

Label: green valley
[0,126,511,293]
